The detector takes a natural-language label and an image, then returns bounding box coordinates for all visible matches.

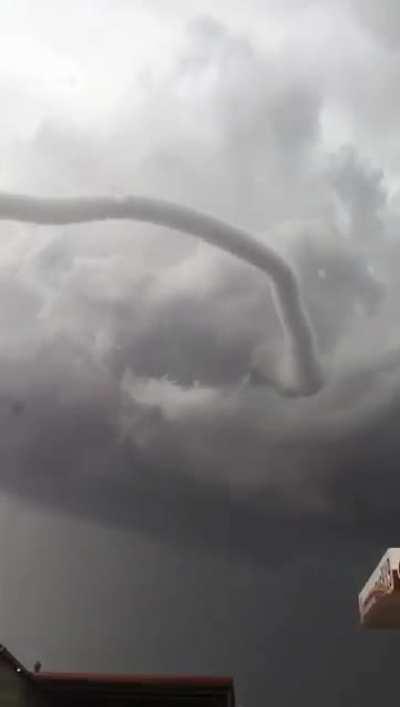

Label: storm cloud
[2,3,400,707]
[0,190,324,396]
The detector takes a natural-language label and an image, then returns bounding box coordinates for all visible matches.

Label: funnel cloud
[0,191,323,396]
[1,4,400,707]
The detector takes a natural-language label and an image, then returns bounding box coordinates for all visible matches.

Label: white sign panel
[359,548,400,628]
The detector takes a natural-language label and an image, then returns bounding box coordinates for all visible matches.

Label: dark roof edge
[33,672,234,687]
[0,645,234,703]
[0,644,31,679]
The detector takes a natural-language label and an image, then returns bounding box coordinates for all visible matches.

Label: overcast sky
[2,2,400,705]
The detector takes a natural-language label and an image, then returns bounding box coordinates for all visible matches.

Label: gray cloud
[0,191,324,396]
[327,145,387,243]
[2,5,400,707]
[350,1,400,50]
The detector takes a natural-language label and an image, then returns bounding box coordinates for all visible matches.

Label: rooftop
[0,644,235,706]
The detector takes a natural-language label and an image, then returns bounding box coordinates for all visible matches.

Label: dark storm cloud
[2,5,400,707]
[1,339,400,581]
[0,0,398,575]
[0,191,324,396]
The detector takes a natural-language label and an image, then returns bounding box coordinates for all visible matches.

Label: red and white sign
[359,548,400,628]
